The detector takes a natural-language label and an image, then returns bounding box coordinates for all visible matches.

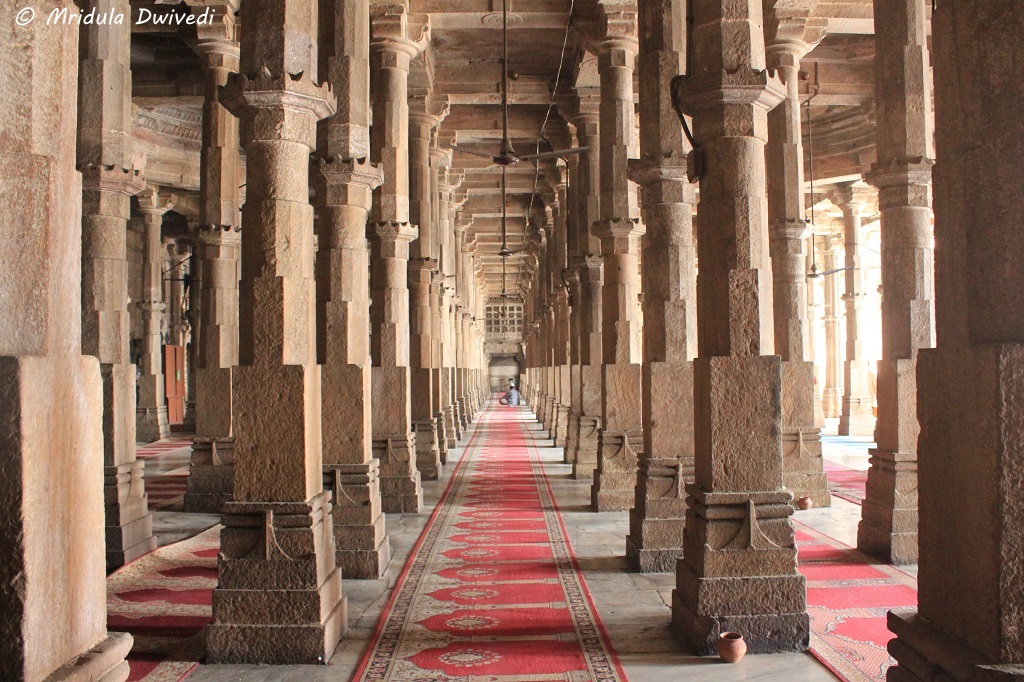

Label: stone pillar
[136,186,172,442]
[626,0,697,573]
[806,234,826,427]
[563,153,583,464]
[167,242,188,346]
[835,185,875,437]
[460,232,480,423]
[408,95,447,481]
[183,247,199,430]
[822,241,843,418]
[858,0,935,565]
[315,0,392,580]
[547,166,572,448]
[890,3,1024,678]
[430,146,452,461]
[764,6,830,506]
[368,4,429,513]
[570,105,603,479]
[186,2,242,514]
[207,0,345,663]
[453,218,471,432]
[670,0,808,654]
[438,171,463,449]
[0,3,133,677]
[592,7,644,512]
[77,0,156,570]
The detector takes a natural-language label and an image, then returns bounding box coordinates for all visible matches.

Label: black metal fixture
[443,0,588,166]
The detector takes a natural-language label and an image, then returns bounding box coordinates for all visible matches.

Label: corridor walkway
[182,399,845,681]
[112,400,913,681]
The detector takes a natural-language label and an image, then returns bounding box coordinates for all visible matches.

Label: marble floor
[165,407,907,682]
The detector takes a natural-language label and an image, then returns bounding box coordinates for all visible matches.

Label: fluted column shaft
[858,0,935,564]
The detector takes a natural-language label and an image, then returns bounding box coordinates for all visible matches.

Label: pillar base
[373,433,423,513]
[207,492,346,664]
[554,404,570,448]
[672,485,808,654]
[135,405,170,443]
[104,460,157,571]
[45,631,133,682]
[838,399,875,437]
[626,459,692,573]
[782,427,832,508]
[184,437,235,514]
[781,362,831,508]
[434,413,449,464]
[443,405,459,448]
[182,400,197,432]
[324,461,392,580]
[888,610,1024,681]
[592,430,643,512]
[572,415,600,479]
[457,397,469,430]
[565,412,580,464]
[626,535,685,573]
[672,587,809,655]
[857,447,918,564]
[823,387,842,419]
[413,418,441,481]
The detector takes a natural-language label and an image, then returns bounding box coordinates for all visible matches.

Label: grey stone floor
[178,407,865,681]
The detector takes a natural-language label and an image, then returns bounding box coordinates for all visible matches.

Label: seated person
[499,385,521,406]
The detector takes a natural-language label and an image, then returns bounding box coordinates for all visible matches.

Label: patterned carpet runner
[354,402,627,681]
[107,526,219,681]
[824,460,868,505]
[797,522,917,681]
[138,437,193,511]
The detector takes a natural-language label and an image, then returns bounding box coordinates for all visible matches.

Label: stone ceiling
[128,0,887,296]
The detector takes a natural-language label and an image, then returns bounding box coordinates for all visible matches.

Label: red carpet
[107,526,219,681]
[145,472,189,512]
[354,401,627,681]
[136,436,193,461]
[825,460,868,505]
[137,437,193,511]
[797,522,917,681]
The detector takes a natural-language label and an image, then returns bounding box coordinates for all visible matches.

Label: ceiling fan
[445,0,588,169]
